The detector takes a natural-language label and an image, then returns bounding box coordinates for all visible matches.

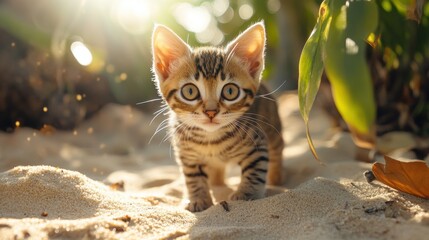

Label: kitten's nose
[204,109,219,119]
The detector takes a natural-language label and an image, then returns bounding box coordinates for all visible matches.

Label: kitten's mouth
[202,120,220,125]
[201,117,221,125]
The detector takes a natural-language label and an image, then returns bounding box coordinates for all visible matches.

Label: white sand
[1,93,429,239]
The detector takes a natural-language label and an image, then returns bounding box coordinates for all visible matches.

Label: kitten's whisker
[229,122,245,140]
[162,120,189,143]
[238,124,259,147]
[227,112,277,130]
[150,107,169,125]
[240,118,265,138]
[239,115,282,137]
[240,117,265,133]
[162,122,181,143]
[156,118,170,130]
[255,95,276,102]
[224,122,240,140]
[225,42,238,68]
[241,113,272,123]
[240,114,281,136]
[149,126,168,144]
[233,121,250,140]
[234,120,259,147]
[153,105,168,115]
[228,112,276,136]
[177,123,192,144]
[149,118,171,144]
[229,112,270,121]
[136,98,163,105]
[257,80,287,98]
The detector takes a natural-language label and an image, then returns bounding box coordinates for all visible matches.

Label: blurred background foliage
[0,0,318,131]
[373,0,429,138]
[0,0,428,158]
[298,0,429,160]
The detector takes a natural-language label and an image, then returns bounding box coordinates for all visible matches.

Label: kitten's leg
[267,138,284,185]
[182,164,213,212]
[230,150,268,201]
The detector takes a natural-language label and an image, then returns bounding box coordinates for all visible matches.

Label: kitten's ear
[226,22,266,80]
[152,25,191,81]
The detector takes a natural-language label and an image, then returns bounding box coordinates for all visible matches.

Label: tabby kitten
[152,22,284,212]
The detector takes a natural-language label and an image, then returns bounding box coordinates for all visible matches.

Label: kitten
[152,22,284,212]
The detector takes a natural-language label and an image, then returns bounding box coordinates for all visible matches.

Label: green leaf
[298,1,332,161]
[324,0,378,148]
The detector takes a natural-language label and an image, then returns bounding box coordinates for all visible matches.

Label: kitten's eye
[181,84,200,101]
[222,83,240,101]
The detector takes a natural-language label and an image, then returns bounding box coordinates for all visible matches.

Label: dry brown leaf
[372,155,429,199]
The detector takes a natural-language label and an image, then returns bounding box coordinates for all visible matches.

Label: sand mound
[1,166,429,239]
[1,93,429,239]
[0,166,194,239]
[0,166,105,219]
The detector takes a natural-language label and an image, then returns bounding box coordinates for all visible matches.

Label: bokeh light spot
[267,0,281,13]
[174,3,211,33]
[218,7,234,23]
[196,26,224,45]
[70,41,93,66]
[212,0,229,17]
[239,4,254,20]
[119,73,128,81]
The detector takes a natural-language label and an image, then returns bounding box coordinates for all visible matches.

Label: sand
[1,93,428,240]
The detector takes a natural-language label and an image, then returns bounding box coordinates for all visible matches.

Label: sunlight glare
[70,41,93,66]
[114,0,152,34]
[174,3,211,33]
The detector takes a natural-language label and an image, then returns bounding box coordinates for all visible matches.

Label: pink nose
[204,110,218,119]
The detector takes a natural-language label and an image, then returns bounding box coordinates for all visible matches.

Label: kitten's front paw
[229,189,265,201]
[186,199,213,212]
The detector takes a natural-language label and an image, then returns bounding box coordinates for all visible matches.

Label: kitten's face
[152,23,265,132]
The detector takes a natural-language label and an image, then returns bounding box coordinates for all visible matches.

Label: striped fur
[152,22,283,212]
